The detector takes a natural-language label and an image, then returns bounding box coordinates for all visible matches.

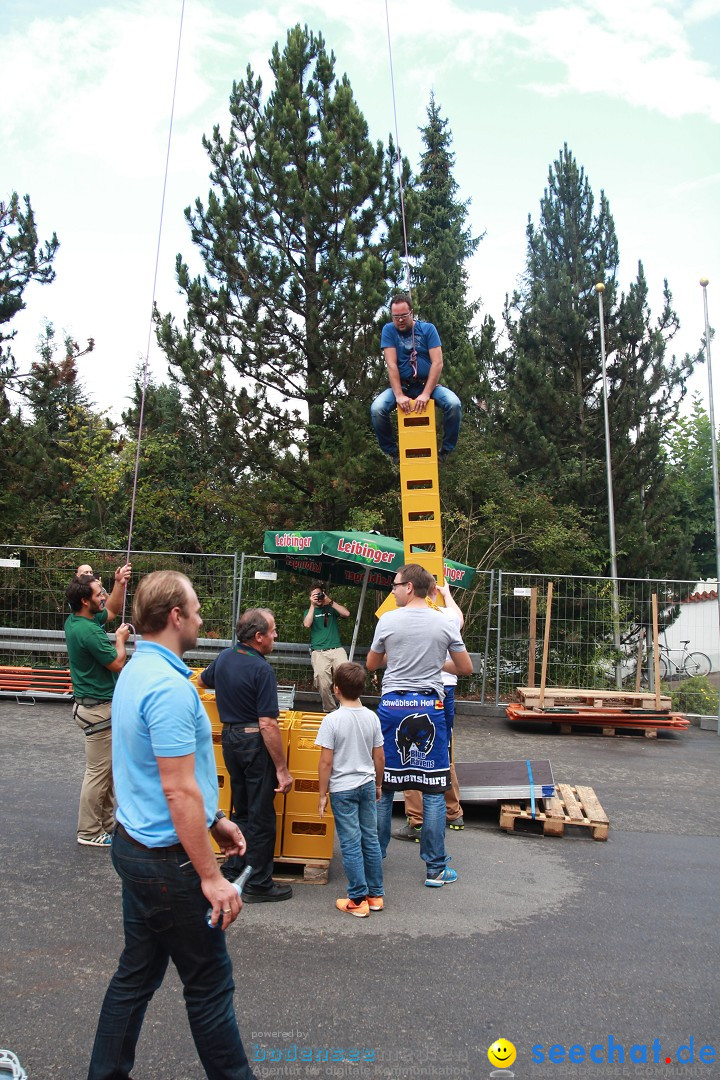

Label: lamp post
[596,283,621,685]
[700,278,720,735]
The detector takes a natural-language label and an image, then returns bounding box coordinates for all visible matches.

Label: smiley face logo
[488,1038,517,1068]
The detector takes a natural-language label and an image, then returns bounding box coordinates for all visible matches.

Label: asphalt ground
[1,701,719,1080]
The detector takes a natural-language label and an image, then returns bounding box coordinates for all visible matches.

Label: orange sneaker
[366,896,384,912]
[336,897,370,917]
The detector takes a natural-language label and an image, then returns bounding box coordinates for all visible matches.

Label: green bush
[671,675,719,716]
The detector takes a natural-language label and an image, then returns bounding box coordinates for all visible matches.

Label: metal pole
[349,565,371,662]
[596,283,622,685]
[495,569,503,706]
[480,569,494,705]
[230,551,238,643]
[233,552,246,647]
[700,278,720,735]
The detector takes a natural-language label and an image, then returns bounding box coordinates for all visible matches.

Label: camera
[313,581,326,604]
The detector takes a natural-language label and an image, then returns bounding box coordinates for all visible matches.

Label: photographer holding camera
[303,583,350,713]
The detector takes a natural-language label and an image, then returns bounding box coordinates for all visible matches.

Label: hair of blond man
[397,563,434,598]
[133,571,192,635]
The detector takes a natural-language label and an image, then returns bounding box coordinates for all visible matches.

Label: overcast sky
[3,0,719,420]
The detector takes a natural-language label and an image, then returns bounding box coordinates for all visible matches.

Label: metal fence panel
[1,546,715,708]
[0,545,237,666]
[487,572,717,704]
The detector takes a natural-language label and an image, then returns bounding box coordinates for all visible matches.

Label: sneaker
[336,897,370,918]
[447,816,465,830]
[77,831,112,847]
[394,821,421,842]
[366,896,384,912]
[424,867,458,888]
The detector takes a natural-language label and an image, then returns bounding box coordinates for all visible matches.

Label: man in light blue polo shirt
[88,570,257,1080]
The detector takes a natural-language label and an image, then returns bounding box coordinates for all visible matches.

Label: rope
[384,0,412,301]
[384,0,417,353]
[122,0,186,621]
[526,759,536,820]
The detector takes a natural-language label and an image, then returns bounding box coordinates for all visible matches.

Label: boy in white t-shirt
[316,662,385,918]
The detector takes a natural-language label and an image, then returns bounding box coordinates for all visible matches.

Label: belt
[389,689,437,696]
[116,822,185,853]
[222,723,259,730]
[76,697,112,706]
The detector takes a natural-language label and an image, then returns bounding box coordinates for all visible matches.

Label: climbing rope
[122,0,186,621]
[384,0,413,302]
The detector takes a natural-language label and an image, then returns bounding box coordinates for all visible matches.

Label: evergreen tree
[492,144,695,577]
[663,395,717,580]
[158,25,403,529]
[411,95,483,412]
[4,324,105,544]
[0,193,60,531]
[0,192,59,372]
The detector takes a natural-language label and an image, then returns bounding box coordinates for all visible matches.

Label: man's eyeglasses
[391,580,410,589]
[392,312,411,321]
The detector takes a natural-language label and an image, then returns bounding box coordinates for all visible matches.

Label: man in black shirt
[199,608,293,902]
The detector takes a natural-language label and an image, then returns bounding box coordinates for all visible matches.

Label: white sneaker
[77,831,112,847]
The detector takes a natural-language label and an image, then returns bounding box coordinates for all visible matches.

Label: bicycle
[642,640,711,683]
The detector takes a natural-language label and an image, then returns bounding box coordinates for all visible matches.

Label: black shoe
[242,883,293,903]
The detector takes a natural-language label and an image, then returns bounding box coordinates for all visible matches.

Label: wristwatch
[212,810,226,827]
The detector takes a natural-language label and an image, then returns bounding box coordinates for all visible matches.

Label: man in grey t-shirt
[366,564,472,888]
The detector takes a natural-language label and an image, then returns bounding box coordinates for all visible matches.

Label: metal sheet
[455,759,555,802]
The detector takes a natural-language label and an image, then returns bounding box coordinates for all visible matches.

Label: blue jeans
[370,384,462,458]
[87,830,255,1080]
[376,790,449,877]
[330,781,384,901]
[444,685,455,736]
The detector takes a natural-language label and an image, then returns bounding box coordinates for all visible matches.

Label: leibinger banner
[378,691,450,791]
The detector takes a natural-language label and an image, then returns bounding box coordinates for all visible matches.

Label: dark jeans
[222,726,277,889]
[87,830,255,1080]
[370,384,462,456]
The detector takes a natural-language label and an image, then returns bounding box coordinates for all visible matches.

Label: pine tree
[6,324,102,544]
[0,192,59,370]
[493,144,695,577]
[663,395,717,580]
[158,26,402,528]
[0,193,60,532]
[411,95,483,411]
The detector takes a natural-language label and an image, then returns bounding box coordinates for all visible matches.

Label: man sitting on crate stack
[198,609,294,902]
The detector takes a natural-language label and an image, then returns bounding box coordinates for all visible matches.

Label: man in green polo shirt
[302,584,350,713]
[65,575,130,847]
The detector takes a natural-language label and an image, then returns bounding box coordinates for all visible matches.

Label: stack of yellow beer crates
[196,684,334,863]
[282,713,334,859]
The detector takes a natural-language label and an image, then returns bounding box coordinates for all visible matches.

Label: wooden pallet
[499,783,609,841]
[557,721,658,738]
[272,855,330,885]
[517,686,672,712]
[506,703,689,736]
